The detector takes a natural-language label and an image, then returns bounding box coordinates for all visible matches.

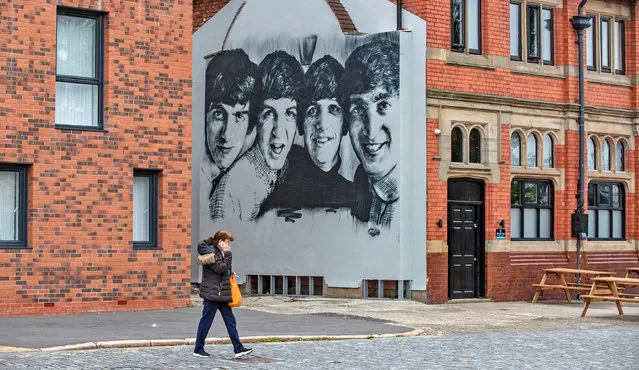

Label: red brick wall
[404,0,638,110]
[488,252,637,301]
[426,252,448,303]
[0,0,192,316]
[193,0,230,32]
[418,0,639,302]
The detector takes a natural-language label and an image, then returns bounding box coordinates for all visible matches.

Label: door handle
[474,223,478,228]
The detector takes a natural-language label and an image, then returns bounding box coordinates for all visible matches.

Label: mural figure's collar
[247,146,289,186]
[371,165,399,203]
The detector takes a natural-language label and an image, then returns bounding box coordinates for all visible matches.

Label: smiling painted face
[257,98,297,170]
[206,102,250,170]
[348,87,399,180]
[303,98,343,172]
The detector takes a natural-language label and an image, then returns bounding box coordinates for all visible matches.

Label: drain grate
[245,275,324,296]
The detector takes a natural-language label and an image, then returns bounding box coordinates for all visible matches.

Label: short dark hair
[250,51,304,125]
[204,49,259,131]
[297,55,346,135]
[339,40,399,128]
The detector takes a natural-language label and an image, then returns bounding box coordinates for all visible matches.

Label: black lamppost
[397,0,403,30]
[570,0,590,295]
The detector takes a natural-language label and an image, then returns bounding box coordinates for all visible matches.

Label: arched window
[602,139,611,171]
[616,141,625,172]
[451,127,463,163]
[543,134,553,168]
[527,133,538,167]
[469,128,482,163]
[510,132,521,166]
[588,137,597,170]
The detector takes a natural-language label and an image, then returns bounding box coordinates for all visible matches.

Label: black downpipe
[571,0,589,292]
[397,0,403,30]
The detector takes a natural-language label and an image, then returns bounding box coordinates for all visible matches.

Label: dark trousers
[194,299,242,353]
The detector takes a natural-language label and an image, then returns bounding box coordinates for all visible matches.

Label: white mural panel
[193,0,426,290]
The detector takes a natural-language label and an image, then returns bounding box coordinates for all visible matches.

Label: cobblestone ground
[1,326,637,369]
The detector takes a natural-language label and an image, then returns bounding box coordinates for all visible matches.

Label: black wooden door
[448,203,479,299]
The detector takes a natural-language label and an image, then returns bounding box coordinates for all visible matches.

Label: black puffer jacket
[198,240,233,302]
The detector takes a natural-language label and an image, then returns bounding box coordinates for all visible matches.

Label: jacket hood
[198,240,217,255]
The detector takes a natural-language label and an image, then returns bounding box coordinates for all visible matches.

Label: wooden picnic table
[580,276,639,317]
[532,267,615,303]
[625,267,639,279]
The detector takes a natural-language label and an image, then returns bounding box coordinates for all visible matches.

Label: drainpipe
[397,0,403,30]
[570,0,590,294]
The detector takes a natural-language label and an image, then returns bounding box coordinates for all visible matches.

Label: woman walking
[194,229,253,358]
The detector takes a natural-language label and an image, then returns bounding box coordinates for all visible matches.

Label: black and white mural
[192,0,426,290]
[203,34,399,238]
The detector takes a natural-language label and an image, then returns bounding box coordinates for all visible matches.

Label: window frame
[602,138,612,172]
[510,2,554,66]
[541,7,554,65]
[526,4,541,63]
[510,132,522,167]
[600,17,611,73]
[586,14,626,75]
[614,20,625,75]
[510,2,522,60]
[511,178,554,241]
[469,128,482,164]
[527,133,538,168]
[588,137,597,171]
[587,182,625,241]
[132,170,159,250]
[451,0,465,53]
[451,126,464,163]
[543,134,554,169]
[0,164,29,249]
[451,0,482,55]
[586,15,597,71]
[615,141,625,172]
[55,6,105,131]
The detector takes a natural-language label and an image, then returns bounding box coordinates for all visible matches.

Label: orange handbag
[228,273,242,308]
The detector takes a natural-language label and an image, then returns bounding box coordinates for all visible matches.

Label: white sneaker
[234,347,253,358]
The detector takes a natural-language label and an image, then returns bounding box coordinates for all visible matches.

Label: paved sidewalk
[241,295,639,334]
[0,303,410,350]
[1,294,638,352]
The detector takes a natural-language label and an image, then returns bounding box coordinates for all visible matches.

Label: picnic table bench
[532,267,615,303]
[625,267,639,279]
[580,276,639,317]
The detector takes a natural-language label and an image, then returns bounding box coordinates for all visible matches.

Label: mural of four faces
[202,39,400,236]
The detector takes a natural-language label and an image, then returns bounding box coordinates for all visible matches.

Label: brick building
[194,0,639,304]
[0,0,192,316]
[415,0,639,303]
[3,0,638,317]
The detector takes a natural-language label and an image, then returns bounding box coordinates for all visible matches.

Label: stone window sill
[586,71,632,88]
[449,162,491,172]
[511,167,561,178]
[510,61,565,80]
[587,170,632,182]
[445,51,495,71]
